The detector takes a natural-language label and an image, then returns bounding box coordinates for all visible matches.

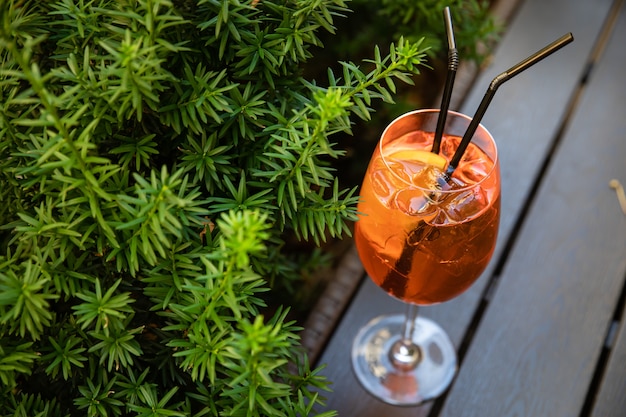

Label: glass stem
[389,304,422,371]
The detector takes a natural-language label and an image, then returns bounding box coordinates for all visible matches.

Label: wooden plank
[315,0,616,414]
[440,1,626,416]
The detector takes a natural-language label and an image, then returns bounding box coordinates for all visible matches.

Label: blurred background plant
[0,0,498,415]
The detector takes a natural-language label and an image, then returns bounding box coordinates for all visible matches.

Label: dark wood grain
[315,0,618,415]
[591,318,626,417]
[440,1,626,416]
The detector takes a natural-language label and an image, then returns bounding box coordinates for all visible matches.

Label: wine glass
[352,109,501,405]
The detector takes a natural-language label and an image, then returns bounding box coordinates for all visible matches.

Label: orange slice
[388,149,447,170]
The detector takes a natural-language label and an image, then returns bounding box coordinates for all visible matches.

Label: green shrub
[0,0,439,415]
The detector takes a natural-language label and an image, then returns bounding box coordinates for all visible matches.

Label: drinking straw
[432,7,458,155]
[445,32,574,178]
[431,7,459,153]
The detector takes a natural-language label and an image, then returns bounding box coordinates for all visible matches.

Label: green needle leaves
[0,0,439,415]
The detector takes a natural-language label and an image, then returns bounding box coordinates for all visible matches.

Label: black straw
[432,7,458,155]
[445,32,574,177]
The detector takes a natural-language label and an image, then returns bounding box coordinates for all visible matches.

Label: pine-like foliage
[0,0,434,415]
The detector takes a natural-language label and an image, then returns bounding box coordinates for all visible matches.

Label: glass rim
[379,108,499,194]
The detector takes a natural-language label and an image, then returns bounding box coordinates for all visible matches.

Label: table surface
[311,0,626,415]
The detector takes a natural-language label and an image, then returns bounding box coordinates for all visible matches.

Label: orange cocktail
[351,109,500,406]
[354,129,500,305]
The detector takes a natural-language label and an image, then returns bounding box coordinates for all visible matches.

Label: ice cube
[371,169,396,207]
[440,187,489,223]
[405,221,440,246]
[454,146,492,185]
[392,188,435,216]
[411,165,445,190]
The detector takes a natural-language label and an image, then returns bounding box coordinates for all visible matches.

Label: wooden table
[311,0,626,415]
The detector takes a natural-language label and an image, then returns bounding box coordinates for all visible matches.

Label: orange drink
[351,109,500,406]
[354,129,500,305]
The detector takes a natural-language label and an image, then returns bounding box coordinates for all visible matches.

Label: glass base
[351,314,457,406]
